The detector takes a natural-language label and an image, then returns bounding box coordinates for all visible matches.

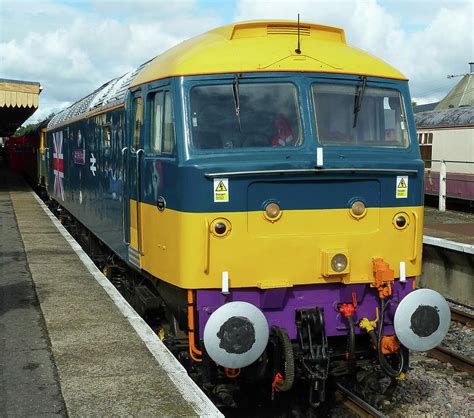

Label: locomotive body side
[46,106,127,258]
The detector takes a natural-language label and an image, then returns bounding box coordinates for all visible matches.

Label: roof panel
[48,62,148,130]
[131,20,405,87]
[415,106,474,128]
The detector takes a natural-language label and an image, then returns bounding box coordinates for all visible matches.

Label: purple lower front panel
[196,278,414,340]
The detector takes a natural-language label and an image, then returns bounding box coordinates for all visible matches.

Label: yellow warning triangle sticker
[215,181,227,192]
[398,178,407,188]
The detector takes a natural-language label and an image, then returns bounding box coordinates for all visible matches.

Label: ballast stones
[394,288,450,351]
[203,301,269,368]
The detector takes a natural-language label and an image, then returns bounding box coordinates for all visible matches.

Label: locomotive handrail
[121,147,129,246]
[204,218,210,274]
[411,211,419,262]
[205,168,418,178]
[136,149,145,255]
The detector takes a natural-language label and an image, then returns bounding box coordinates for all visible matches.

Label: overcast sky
[1,0,473,124]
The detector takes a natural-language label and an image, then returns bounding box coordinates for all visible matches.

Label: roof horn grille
[267,25,311,36]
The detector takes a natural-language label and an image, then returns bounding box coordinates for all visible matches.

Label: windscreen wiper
[353,75,367,128]
[232,74,242,132]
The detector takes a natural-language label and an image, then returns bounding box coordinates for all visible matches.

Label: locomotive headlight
[264,202,282,222]
[331,253,348,273]
[393,212,409,230]
[350,200,366,219]
[322,249,350,276]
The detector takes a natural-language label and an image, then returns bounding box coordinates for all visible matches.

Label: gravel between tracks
[329,313,473,417]
[384,351,473,417]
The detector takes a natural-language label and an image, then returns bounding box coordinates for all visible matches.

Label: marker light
[331,254,348,273]
[215,222,227,235]
[393,213,409,230]
[350,200,366,218]
[210,218,232,238]
[264,202,282,222]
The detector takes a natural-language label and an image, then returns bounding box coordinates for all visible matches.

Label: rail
[450,306,474,327]
[335,383,386,418]
[428,346,474,375]
[427,305,474,375]
[423,159,473,211]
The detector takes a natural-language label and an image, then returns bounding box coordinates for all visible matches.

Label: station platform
[0,168,222,417]
[423,207,474,254]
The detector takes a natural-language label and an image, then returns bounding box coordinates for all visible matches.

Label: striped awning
[0,79,42,136]
[0,79,41,108]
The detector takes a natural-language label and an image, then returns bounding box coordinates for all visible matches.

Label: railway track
[450,306,474,327]
[335,383,386,418]
[427,305,474,375]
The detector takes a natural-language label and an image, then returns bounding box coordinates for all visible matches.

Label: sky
[1,0,473,124]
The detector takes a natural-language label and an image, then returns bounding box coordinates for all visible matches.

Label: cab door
[138,88,176,275]
[124,91,144,267]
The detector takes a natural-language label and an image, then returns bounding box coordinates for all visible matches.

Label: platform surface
[424,207,474,248]
[0,167,221,417]
[0,172,66,416]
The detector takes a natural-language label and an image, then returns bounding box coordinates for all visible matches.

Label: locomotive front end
[183,68,451,405]
[127,20,451,409]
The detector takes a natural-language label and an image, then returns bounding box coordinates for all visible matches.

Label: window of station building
[150,91,174,154]
[418,132,433,168]
[103,125,111,147]
[132,96,142,149]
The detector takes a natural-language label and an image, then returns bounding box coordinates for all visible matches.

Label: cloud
[1,0,472,125]
[0,0,223,123]
[236,0,474,103]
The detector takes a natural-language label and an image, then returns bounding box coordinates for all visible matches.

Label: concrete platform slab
[2,168,222,417]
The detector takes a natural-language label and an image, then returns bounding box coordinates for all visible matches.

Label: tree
[13,124,37,137]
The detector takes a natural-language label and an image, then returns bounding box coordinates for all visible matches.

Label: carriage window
[151,91,174,154]
[312,84,409,148]
[189,83,301,150]
[418,132,433,168]
[103,125,111,147]
[132,96,142,149]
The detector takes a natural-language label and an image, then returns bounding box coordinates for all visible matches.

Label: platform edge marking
[31,192,223,418]
[423,235,474,254]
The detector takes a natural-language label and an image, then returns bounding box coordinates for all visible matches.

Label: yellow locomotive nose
[394,289,451,351]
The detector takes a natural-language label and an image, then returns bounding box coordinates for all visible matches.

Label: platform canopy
[0,79,41,137]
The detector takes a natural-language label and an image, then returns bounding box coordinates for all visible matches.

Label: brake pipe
[187,290,203,362]
[339,304,356,364]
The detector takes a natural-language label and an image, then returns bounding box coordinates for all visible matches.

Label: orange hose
[225,368,240,378]
[187,290,202,361]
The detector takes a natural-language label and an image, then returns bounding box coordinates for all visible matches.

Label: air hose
[339,304,356,367]
[377,298,404,378]
[273,327,295,392]
[346,315,356,365]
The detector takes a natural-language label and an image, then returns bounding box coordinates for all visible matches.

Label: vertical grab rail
[136,149,145,255]
[204,218,210,274]
[121,147,129,245]
[411,211,419,262]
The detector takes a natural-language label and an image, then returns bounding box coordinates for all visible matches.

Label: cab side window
[132,96,142,149]
[151,91,174,154]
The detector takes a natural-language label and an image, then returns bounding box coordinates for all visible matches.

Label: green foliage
[13,123,37,137]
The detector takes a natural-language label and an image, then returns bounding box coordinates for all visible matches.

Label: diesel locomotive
[43,20,450,408]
